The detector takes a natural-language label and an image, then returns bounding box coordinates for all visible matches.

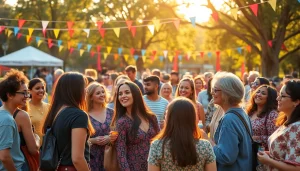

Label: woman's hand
[252,136,260,141]
[109,131,119,143]
[257,151,271,165]
[90,136,110,146]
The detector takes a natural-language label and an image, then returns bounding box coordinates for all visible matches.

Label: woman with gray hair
[203,72,253,171]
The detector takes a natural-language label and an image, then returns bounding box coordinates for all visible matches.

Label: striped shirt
[143,96,169,124]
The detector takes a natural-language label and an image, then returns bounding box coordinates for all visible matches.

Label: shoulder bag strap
[229,110,254,143]
[13,109,20,119]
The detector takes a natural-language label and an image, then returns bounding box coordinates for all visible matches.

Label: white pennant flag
[83,29,90,38]
[163,50,168,58]
[147,25,155,35]
[41,21,49,30]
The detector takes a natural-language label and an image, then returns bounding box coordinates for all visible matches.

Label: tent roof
[0,46,63,67]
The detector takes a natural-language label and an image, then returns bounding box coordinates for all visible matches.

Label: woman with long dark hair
[112,81,159,171]
[246,85,278,150]
[148,97,216,170]
[258,79,300,171]
[42,72,95,171]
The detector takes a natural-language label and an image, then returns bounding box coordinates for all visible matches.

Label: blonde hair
[86,82,108,112]
[175,78,197,104]
[85,69,98,80]
[160,83,173,99]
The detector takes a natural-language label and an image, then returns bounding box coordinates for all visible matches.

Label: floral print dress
[251,110,278,150]
[148,139,216,170]
[89,108,114,171]
[116,115,159,171]
[266,121,300,171]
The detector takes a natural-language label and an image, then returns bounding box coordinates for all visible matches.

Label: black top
[52,107,90,166]
[13,109,26,146]
[134,79,145,94]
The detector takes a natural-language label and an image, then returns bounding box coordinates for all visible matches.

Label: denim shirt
[213,107,253,171]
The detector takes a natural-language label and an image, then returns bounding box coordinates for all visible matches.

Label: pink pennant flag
[18,19,26,29]
[42,29,47,37]
[173,20,180,30]
[126,20,133,30]
[0,26,6,33]
[90,51,95,58]
[268,40,273,47]
[200,52,204,58]
[211,12,219,22]
[130,48,135,55]
[99,29,105,38]
[131,26,136,37]
[70,48,74,54]
[17,33,22,39]
[97,45,101,52]
[249,4,258,16]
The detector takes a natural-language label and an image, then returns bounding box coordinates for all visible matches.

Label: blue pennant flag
[87,44,92,52]
[141,49,146,56]
[159,56,164,62]
[134,55,139,61]
[14,27,19,36]
[77,43,83,50]
[190,17,196,27]
[35,37,40,43]
[207,52,212,58]
[57,40,62,47]
[118,48,123,55]
[237,47,242,54]
[178,55,183,61]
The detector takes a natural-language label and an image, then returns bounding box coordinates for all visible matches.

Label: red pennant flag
[42,29,47,37]
[48,39,53,48]
[173,55,178,71]
[97,45,101,52]
[29,37,33,43]
[67,21,74,30]
[70,48,74,54]
[175,50,180,57]
[250,4,258,16]
[241,62,245,77]
[17,33,22,39]
[246,45,252,52]
[97,21,104,30]
[99,29,105,38]
[68,29,74,38]
[18,19,26,29]
[185,55,190,61]
[126,20,133,30]
[200,52,204,58]
[152,50,157,56]
[0,26,6,33]
[130,48,135,55]
[90,51,95,58]
[114,54,118,60]
[131,27,136,37]
[268,40,273,47]
[211,12,219,22]
[216,51,221,71]
[97,54,102,71]
[281,44,288,51]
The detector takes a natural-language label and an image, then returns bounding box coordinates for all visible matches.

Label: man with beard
[143,75,169,128]
[170,71,179,96]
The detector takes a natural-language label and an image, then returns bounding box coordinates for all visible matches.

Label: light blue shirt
[0,109,24,171]
[143,96,169,124]
[197,90,209,113]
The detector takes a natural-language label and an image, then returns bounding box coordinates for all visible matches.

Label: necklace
[29,102,45,115]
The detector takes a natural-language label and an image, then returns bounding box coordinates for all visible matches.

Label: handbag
[230,110,260,171]
[21,145,39,171]
[40,108,68,171]
[104,142,120,171]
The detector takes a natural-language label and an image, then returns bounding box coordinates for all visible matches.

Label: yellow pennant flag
[192,55,196,61]
[227,49,232,56]
[53,29,60,39]
[147,25,155,35]
[268,0,277,11]
[37,40,43,47]
[59,46,64,52]
[107,47,112,54]
[124,54,129,62]
[103,53,108,60]
[113,28,120,38]
[7,30,13,37]
[168,56,174,62]
[26,35,31,43]
[153,19,160,31]
[80,49,85,56]
[256,43,261,50]
[28,28,34,37]
[142,56,147,63]
[231,8,238,20]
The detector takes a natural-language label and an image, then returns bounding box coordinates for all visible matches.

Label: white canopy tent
[0,46,63,78]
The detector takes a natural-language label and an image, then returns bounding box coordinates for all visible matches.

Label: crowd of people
[0,65,299,171]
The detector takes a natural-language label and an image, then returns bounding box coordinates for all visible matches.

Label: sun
[176,0,225,23]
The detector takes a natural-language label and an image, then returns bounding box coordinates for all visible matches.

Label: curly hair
[0,69,29,102]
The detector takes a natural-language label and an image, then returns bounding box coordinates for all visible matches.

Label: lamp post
[2,42,8,56]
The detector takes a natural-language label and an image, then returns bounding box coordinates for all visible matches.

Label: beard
[145,89,155,95]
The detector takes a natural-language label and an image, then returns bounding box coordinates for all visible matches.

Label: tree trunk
[261,47,279,78]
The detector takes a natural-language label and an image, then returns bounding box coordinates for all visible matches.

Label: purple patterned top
[89,108,114,171]
[116,115,159,171]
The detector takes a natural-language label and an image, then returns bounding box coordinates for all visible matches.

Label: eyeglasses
[15,91,31,98]
[251,82,259,88]
[277,95,291,100]
[212,88,222,94]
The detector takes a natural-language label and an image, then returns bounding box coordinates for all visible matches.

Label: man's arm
[0,149,16,171]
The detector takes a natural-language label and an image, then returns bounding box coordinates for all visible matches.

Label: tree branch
[279,46,300,62]
[284,30,300,41]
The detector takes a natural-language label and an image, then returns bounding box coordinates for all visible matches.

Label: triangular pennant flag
[211,11,219,22]
[216,51,221,71]
[227,49,233,56]
[124,55,129,61]
[77,43,82,50]
[200,52,204,58]
[26,35,31,43]
[268,40,273,47]
[69,48,74,54]
[168,56,174,62]
[28,28,34,37]
[80,49,85,56]
[68,29,74,38]
[153,19,161,31]
[246,45,252,52]
[53,29,60,39]
[178,55,183,61]
[83,29,90,38]
[186,51,191,60]
[100,29,105,38]
[41,21,49,32]
[67,41,72,49]
[35,37,40,44]
[131,27,136,37]
[18,19,26,29]
[268,0,277,11]
[163,50,168,58]
[113,28,120,38]
[250,4,258,16]
[67,21,74,30]
[147,25,155,35]
[173,20,180,30]
[130,48,135,55]
[97,21,104,30]
[42,29,47,37]
[103,53,108,60]
[159,56,164,62]
[114,54,118,60]
[150,55,155,61]
[190,17,196,27]
[37,40,43,47]
[281,44,288,51]
[142,56,147,63]
[57,40,62,47]
[97,45,102,52]
[134,55,139,61]
[141,49,146,56]
[118,48,123,55]
[126,20,133,30]
[192,55,196,61]
[17,33,22,39]
[87,44,92,52]
[14,27,19,36]
[0,26,6,33]
[207,52,212,58]
[237,47,243,54]
[231,8,238,20]
[107,47,112,54]
[90,51,95,58]
[216,51,221,57]
[48,39,53,48]
[152,50,157,56]
[59,46,64,52]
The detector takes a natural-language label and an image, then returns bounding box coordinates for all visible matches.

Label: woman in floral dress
[86,82,118,171]
[148,97,216,171]
[112,81,160,171]
[246,85,278,150]
[258,79,300,171]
